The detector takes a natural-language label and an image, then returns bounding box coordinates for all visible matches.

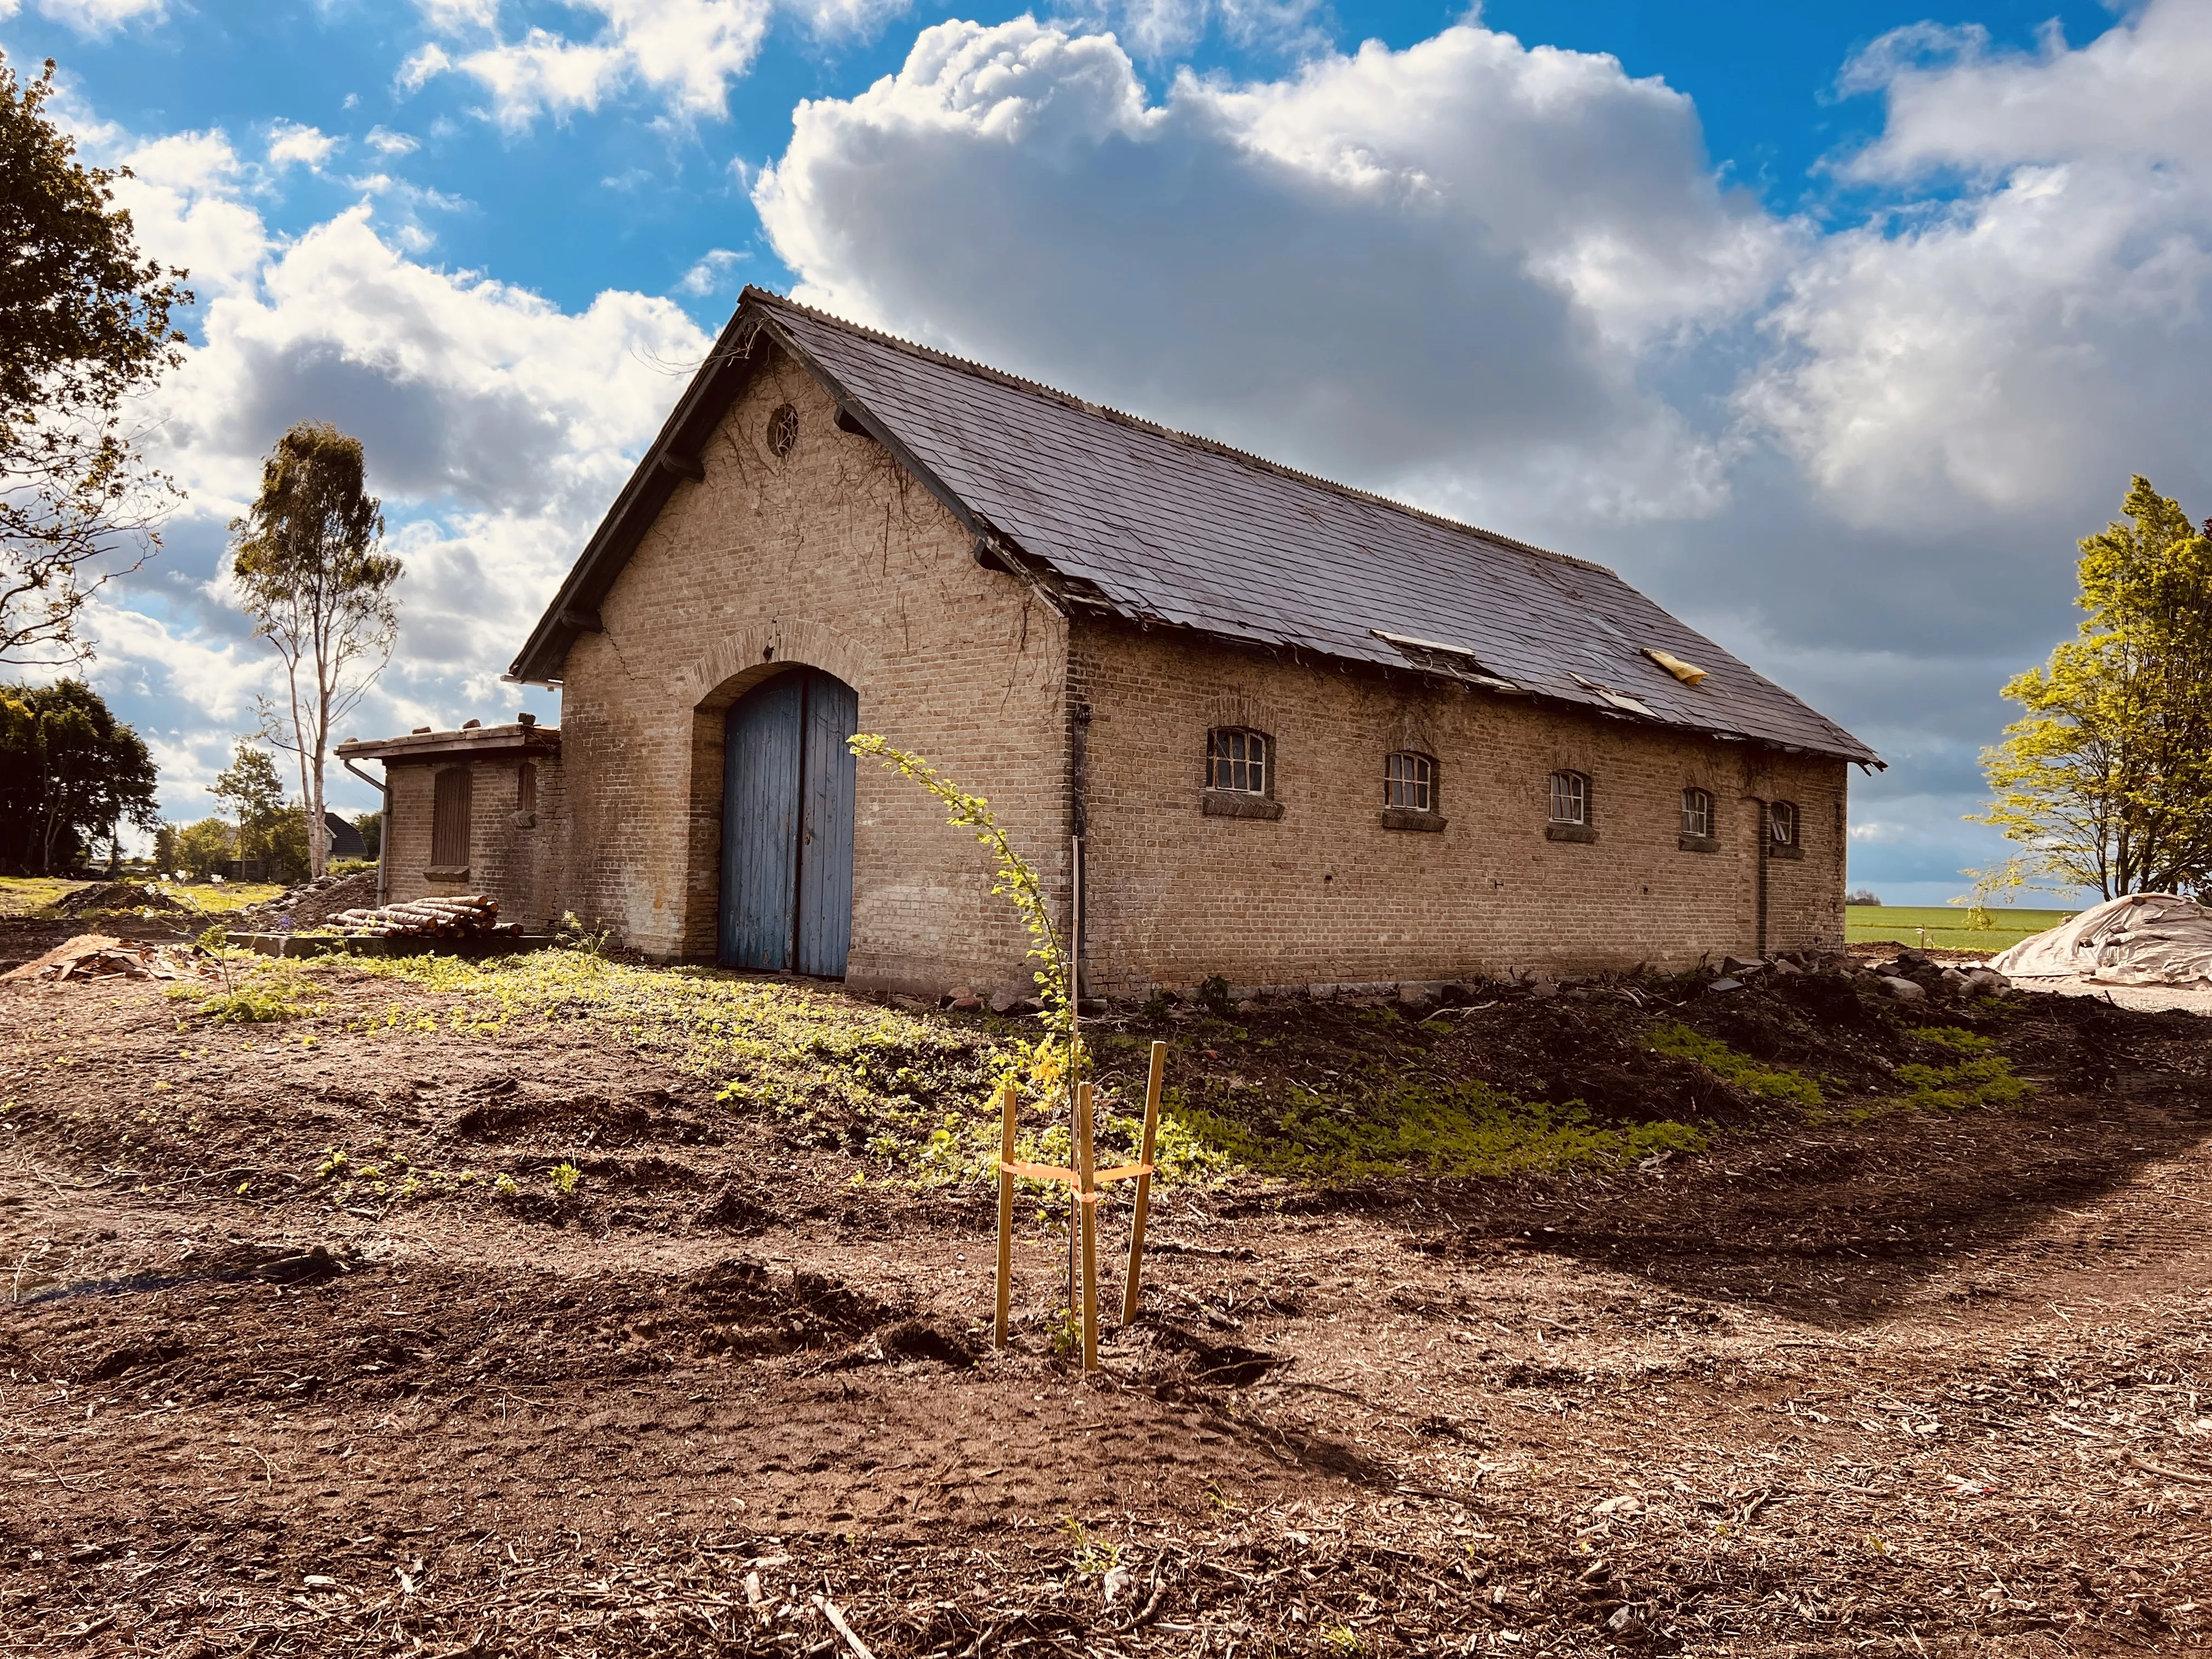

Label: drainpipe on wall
[343,755,390,909]
[1070,702,1091,970]
[1754,798,1770,959]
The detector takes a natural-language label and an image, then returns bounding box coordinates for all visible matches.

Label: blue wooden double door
[719,668,857,975]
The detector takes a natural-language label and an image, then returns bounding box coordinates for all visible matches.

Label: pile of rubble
[1845,947,2009,1003]
[255,870,380,930]
[326,894,518,940]
[1,933,206,985]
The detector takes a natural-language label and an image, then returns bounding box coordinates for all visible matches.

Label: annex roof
[511,289,1878,766]
[337,720,558,765]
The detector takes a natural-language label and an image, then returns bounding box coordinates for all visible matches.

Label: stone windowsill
[1545,823,1598,843]
[1201,789,1284,821]
[1380,807,1447,833]
[1766,842,1804,861]
[424,866,471,882]
[1678,834,1720,854]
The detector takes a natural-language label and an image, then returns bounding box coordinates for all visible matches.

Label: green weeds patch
[1893,1054,2033,1113]
[348,948,993,1147]
[169,960,324,1023]
[1911,1026,1996,1055]
[1172,1080,1706,1181]
[1647,1023,1827,1109]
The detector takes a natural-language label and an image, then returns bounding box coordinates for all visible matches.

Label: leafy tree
[355,807,382,860]
[1,53,190,665]
[1976,476,2212,899]
[261,804,313,885]
[151,819,177,873]
[0,678,159,871]
[230,421,399,879]
[174,816,233,881]
[211,741,285,871]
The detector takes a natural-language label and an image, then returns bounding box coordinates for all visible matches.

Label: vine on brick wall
[846,735,1079,1103]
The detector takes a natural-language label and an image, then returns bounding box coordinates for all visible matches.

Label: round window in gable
[766,403,800,458]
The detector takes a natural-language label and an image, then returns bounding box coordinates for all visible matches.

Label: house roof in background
[511,289,1878,767]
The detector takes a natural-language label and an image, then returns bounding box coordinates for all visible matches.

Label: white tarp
[1990,892,2212,985]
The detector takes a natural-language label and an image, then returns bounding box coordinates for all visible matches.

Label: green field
[0,876,287,917]
[1845,904,2076,954]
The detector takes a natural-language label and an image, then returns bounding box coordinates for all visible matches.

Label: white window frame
[1207,729,1269,795]
[1384,752,1434,813]
[1681,787,1713,839]
[1549,770,1589,826]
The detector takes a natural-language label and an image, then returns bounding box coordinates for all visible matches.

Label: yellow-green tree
[174,817,234,881]
[1977,476,2212,899]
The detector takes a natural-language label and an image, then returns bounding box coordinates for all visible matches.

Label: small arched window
[1207,729,1269,795]
[1680,787,1712,839]
[1384,752,1434,813]
[1549,770,1589,826]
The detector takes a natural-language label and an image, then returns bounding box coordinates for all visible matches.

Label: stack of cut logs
[328,894,520,940]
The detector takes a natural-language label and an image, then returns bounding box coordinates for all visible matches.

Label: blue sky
[4,0,2204,905]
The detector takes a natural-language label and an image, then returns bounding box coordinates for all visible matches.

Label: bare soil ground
[4,939,2211,1658]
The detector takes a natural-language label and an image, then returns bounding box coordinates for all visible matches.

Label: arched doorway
[719,667,857,974]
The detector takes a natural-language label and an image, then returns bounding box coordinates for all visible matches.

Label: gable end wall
[554,343,1071,991]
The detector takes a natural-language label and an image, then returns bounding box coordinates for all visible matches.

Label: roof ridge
[741,285,1615,578]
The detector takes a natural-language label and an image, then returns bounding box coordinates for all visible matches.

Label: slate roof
[511,289,1878,766]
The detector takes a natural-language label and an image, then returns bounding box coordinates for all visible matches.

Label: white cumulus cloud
[403,0,780,127]
[1739,0,2212,527]
[756,18,1789,528]
[676,246,747,295]
[29,0,167,37]
[266,120,340,172]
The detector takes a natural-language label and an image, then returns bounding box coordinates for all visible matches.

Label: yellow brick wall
[381,752,565,932]
[1071,624,1849,991]
[554,340,1071,987]
[540,340,1851,998]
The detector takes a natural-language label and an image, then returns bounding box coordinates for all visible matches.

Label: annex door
[719,668,857,975]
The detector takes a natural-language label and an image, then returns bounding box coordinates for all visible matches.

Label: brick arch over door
[676,619,881,960]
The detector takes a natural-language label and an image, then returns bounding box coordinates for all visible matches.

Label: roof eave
[1065,606,1881,765]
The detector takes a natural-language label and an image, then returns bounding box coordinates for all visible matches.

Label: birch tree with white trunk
[229,421,399,879]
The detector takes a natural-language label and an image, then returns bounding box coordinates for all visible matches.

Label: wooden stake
[994,1076,1018,1350]
[1066,836,1083,1321]
[1075,1079,1100,1371]
[1122,1039,1166,1325]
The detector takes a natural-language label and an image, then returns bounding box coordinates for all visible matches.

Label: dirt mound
[255,868,380,928]
[686,1257,895,1356]
[46,879,187,918]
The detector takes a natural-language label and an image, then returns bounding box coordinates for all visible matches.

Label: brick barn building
[339,289,1878,998]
